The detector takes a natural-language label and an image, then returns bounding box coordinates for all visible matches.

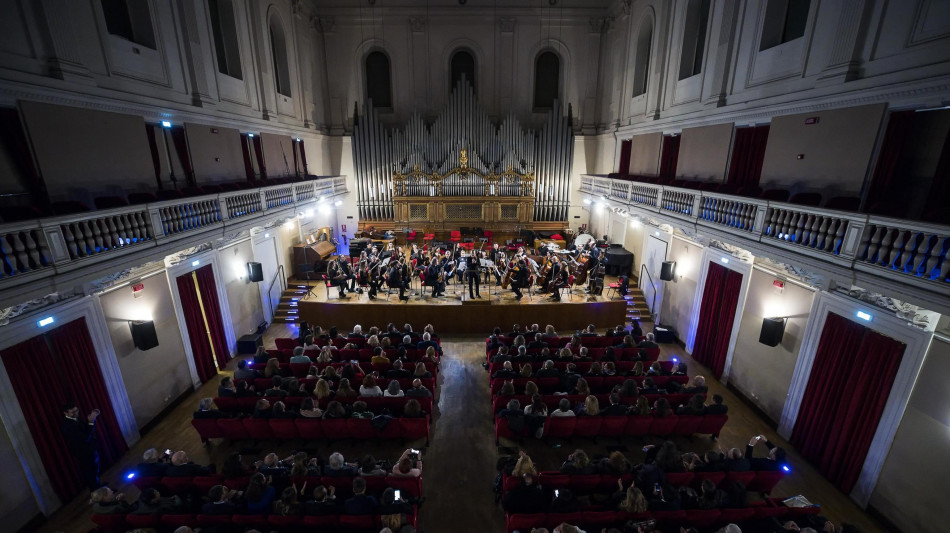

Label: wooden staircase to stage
[272,279,315,324]
[623,274,652,323]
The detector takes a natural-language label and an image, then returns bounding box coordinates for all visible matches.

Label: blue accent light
[782,465,790,472]
[127,472,136,479]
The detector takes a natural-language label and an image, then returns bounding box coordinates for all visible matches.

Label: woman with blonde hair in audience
[577,395,600,416]
[359,375,383,397]
[519,363,533,378]
[423,345,437,362]
[543,325,558,338]
[617,485,648,513]
[312,379,331,401]
[299,397,323,418]
[557,347,573,361]
[413,362,431,379]
[316,346,333,363]
[264,358,281,378]
[366,335,380,348]
[511,450,538,477]
[524,380,539,397]
[336,378,357,398]
[499,381,516,396]
[513,335,526,348]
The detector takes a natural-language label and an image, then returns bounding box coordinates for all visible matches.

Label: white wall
[659,235,701,337]
[218,240,265,338]
[729,268,816,422]
[98,272,192,429]
[0,417,38,532]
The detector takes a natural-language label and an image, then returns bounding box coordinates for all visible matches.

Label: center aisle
[420,335,505,531]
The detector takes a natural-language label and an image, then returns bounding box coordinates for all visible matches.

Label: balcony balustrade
[580,175,950,293]
[0,178,348,296]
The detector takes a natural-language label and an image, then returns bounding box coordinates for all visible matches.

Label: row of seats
[260,348,441,364]
[281,336,441,350]
[234,376,437,395]
[488,346,660,362]
[247,360,439,379]
[502,470,785,496]
[131,474,423,500]
[214,394,434,415]
[192,416,431,444]
[494,413,728,443]
[92,509,416,533]
[491,394,702,415]
[505,500,818,533]
[488,359,675,377]
[490,375,689,395]
[487,335,644,349]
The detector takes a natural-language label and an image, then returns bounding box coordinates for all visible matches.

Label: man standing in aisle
[62,403,102,490]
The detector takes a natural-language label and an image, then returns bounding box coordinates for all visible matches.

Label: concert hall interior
[0,1,949,532]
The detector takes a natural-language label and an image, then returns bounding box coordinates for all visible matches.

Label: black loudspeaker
[759,317,786,347]
[660,261,676,281]
[130,320,159,351]
[247,262,264,282]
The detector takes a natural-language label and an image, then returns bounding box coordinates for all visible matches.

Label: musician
[586,254,607,295]
[425,258,444,298]
[465,251,481,298]
[366,257,383,300]
[487,244,506,285]
[549,256,569,301]
[387,260,409,301]
[511,259,529,300]
[328,256,356,297]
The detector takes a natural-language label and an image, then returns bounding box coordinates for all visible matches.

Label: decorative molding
[621,0,632,16]
[164,243,214,267]
[314,16,336,33]
[841,286,939,330]
[499,17,516,33]
[409,17,426,33]
[708,240,755,263]
[753,256,824,288]
[81,260,166,295]
[0,292,79,327]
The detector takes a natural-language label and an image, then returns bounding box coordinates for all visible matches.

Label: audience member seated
[131,487,183,515]
[550,398,575,417]
[325,452,359,477]
[137,447,171,477]
[305,485,339,515]
[638,332,659,348]
[747,434,787,470]
[705,394,728,415]
[360,375,384,397]
[90,487,132,514]
[234,359,262,380]
[600,393,629,416]
[391,448,422,477]
[560,449,597,474]
[201,484,243,514]
[501,473,546,514]
[290,346,311,364]
[166,451,213,477]
[218,377,236,397]
[244,473,277,513]
[344,477,379,514]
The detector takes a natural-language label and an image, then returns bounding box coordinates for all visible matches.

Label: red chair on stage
[407,230,417,243]
[450,230,462,242]
[423,233,435,243]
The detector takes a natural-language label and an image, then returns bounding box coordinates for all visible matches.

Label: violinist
[328,256,356,298]
[511,259,529,300]
[356,252,371,295]
[366,256,384,300]
[387,260,409,301]
[548,256,569,301]
[465,250,481,299]
[487,243,506,285]
[425,258,444,298]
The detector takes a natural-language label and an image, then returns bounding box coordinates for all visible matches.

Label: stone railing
[0,177,348,291]
[579,175,950,288]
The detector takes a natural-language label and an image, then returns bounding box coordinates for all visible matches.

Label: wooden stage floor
[295,277,629,334]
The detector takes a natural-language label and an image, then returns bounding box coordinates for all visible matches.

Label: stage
[295,279,628,334]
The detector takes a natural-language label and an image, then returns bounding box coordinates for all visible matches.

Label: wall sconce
[660,261,676,281]
[759,317,787,347]
[129,320,159,351]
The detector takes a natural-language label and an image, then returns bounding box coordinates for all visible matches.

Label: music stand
[480,258,496,302]
[296,264,317,300]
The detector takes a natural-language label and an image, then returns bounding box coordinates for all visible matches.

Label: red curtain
[659,135,680,179]
[176,271,219,383]
[618,139,632,176]
[0,318,130,501]
[691,263,744,379]
[47,318,129,467]
[727,125,770,187]
[866,110,915,211]
[0,336,79,500]
[791,313,906,494]
[195,264,231,369]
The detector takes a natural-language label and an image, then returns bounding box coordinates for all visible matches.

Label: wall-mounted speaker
[759,317,786,347]
[660,261,676,281]
[247,262,264,282]
[129,320,159,351]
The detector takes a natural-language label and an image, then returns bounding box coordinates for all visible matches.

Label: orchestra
[304,231,615,304]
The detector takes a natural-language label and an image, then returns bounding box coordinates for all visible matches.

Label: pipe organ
[352,80,574,224]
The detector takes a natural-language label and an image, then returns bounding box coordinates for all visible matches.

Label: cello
[572,253,593,286]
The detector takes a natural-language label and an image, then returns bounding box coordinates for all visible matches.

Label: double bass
[572,253,593,286]
[501,260,519,289]
[535,256,554,290]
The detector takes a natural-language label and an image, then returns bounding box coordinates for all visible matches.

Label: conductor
[62,403,102,490]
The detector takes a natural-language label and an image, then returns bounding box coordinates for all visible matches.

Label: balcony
[0,177,348,308]
[580,175,950,315]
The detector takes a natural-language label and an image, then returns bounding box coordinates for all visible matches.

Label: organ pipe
[352,79,573,221]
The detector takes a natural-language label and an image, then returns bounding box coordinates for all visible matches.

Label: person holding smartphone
[61,403,102,490]
[391,448,423,477]
[379,486,413,530]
